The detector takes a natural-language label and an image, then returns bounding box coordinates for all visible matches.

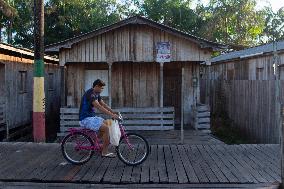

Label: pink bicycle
[61,113,149,166]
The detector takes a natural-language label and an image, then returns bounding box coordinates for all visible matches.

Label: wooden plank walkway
[0,142,280,185]
[135,130,224,145]
[55,130,225,145]
[0,182,280,189]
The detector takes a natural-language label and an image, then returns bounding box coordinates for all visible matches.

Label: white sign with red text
[156,42,171,62]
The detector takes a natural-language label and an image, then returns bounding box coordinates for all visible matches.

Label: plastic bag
[109,119,121,146]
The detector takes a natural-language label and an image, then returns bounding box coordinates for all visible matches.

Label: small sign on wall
[156,42,171,62]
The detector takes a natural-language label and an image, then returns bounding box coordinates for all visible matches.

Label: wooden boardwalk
[54,130,224,145]
[0,142,280,185]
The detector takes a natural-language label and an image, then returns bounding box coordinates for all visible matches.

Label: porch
[63,61,200,130]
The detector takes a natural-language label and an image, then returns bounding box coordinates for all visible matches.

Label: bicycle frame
[65,120,133,152]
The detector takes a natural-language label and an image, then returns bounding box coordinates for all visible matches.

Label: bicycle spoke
[62,133,94,165]
[117,133,149,165]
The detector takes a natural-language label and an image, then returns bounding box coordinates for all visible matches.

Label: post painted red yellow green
[33,64,45,142]
[33,0,45,142]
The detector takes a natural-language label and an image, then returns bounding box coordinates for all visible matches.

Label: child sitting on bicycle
[79,79,119,158]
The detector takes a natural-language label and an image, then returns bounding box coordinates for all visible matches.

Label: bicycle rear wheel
[61,132,94,165]
[116,133,149,166]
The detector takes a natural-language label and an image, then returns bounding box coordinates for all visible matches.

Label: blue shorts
[79,116,104,131]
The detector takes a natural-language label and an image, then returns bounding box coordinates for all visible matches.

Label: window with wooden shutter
[48,73,54,90]
[19,71,27,93]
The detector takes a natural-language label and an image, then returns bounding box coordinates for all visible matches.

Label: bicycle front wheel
[116,133,149,166]
[61,132,94,165]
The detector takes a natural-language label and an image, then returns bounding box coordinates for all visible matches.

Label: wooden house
[0,43,61,140]
[201,40,284,143]
[46,16,225,130]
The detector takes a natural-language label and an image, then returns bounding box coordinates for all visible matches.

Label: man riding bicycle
[79,79,119,158]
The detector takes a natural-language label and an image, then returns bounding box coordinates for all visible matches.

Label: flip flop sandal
[101,152,116,158]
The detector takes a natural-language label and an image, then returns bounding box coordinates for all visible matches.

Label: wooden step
[197,123,210,129]
[197,117,210,124]
[197,105,209,111]
[200,129,211,134]
[197,112,210,118]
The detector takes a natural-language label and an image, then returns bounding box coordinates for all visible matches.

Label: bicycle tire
[116,133,149,166]
[61,132,94,165]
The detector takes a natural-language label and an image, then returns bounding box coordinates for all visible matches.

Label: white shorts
[79,116,104,131]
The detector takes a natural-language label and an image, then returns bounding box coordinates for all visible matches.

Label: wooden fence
[200,79,283,143]
[0,98,5,132]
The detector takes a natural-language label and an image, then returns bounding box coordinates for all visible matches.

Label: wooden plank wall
[0,97,5,131]
[184,62,200,126]
[201,80,281,143]
[112,62,160,108]
[65,62,200,127]
[0,63,5,97]
[200,52,284,143]
[59,25,211,66]
[66,62,161,108]
[202,53,282,80]
[2,60,61,130]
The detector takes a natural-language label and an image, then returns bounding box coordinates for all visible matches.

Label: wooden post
[4,64,9,140]
[160,62,164,128]
[181,66,184,144]
[160,62,164,108]
[274,42,284,188]
[274,41,281,144]
[60,66,66,107]
[33,0,45,142]
[281,106,284,189]
[108,62,112,107]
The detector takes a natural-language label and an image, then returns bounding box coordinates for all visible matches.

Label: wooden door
[164,63,182,125]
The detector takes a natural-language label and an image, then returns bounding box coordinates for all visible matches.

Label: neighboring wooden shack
[46,16,225,130]
[201,40,284,143]
[0,43,60,140]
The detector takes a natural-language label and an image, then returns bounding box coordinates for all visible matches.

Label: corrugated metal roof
[0,42,59,62]
[212,40,284,63]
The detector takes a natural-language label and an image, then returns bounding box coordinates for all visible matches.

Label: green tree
[2,0,283,49]
[0,0,17,43]
[260,6,284,43]
[12,0,33,47]
[2,0,123,48]
[44,0,122,45]
[196,0,266,47]
[136,0,204,36]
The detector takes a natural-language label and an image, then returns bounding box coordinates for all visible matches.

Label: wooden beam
[4,64,8,140]
[59,50,66,66]
[108,62,112,107]
[279,106,284,189]
[181,66,184,144]
[160,62,164,108]
[160,62,164,129]
[60,66,66,107]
